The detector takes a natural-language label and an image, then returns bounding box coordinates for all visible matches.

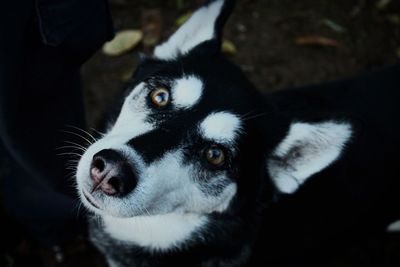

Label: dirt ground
[1,0,400,266]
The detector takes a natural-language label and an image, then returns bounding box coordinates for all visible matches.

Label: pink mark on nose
[99,181,118,195]
[90,165,119,196]
[90,167,104,184]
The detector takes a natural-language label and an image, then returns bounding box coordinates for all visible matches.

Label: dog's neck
[92,212,254,266]
[102,213,207,252]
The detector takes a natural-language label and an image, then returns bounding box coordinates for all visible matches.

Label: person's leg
[0,5,85,248]
[0,0,113,247]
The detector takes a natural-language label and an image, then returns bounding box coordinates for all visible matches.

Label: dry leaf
[222,39,237,55]
[376,0,391,10]
[387,14,400,25]
[295,35,340,47]
[141,9,162,48]
[321,19,346,33]
[102,30,143,56]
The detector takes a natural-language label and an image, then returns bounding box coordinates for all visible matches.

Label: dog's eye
[150,87,170,108]
[205,145,225,167]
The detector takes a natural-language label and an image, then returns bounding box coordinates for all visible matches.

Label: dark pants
[0,0,113,246]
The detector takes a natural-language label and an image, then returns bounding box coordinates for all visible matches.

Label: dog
[75,0,400,266]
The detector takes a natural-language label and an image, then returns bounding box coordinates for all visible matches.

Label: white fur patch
[199,112,242,144]
[76,82,154,213]
[103,213,207,251]
[387,220,400,232]
[268,121,352,194]
[172,75,203,109]
[154,0,224,60]
[108,82,153,138]
[129,150,236,216]
[207,182,237,212]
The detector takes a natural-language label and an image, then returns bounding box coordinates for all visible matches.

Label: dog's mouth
[82,189,102,210]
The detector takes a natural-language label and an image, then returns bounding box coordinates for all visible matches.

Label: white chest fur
[102,213,207,251]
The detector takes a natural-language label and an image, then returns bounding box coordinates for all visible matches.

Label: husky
[75,0,400,266]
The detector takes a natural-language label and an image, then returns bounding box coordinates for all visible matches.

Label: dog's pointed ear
[154,0,236,60]
[267,121,352,194]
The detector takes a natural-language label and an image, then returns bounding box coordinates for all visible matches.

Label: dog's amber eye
[150,87,170,107]
[205,146,225,166]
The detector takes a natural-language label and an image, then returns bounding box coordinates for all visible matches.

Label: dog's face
[76,0,352,223]
[77,46,266,219]
[76,0,264,218]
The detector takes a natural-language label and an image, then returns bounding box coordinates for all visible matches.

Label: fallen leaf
[141,9,163,48]
[176,12,192,26]
[295,35,340,47]
[102,30,143,56]
[222,39,237,55]
[321,19,346,33]
[387,14,400,25]
[376,0,391,10]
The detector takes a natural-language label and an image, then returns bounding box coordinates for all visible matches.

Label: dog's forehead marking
[172,75,203,109]
[199,112,243,143]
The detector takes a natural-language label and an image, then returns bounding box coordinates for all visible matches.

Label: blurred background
[82,0,400,127]
[1,0,400,266]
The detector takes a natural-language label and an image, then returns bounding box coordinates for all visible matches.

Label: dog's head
[76,0,351,226]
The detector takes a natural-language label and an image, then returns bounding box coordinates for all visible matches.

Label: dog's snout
[90,149,137,197]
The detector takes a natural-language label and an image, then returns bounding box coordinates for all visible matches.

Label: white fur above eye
[154,0,224,60]
[172,75,203,109]
[102,213,207,251]
[107,83,154,138]
[199,112,242,144]
[268,121,352,194]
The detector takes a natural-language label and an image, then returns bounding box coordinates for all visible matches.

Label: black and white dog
[75,0,400,266]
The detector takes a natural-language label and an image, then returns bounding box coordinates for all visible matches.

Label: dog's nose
[90,149,137,197]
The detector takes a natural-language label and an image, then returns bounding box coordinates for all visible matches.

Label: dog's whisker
[61,130,94,145]
[65,165,78,169]
[57,152,83,157]
[242,112,267,122]
[66,160,80,166]
[90,127,106,137]
[63,140,88,150]
[56,145,86,152]
[65,165,78,170]
[75,200,84,218]
[240,110,258,119]
[65,125,98,143]
[143,207,151,216]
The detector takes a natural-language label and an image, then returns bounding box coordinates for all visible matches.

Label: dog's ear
[154,0,235,60]
[267,121,352,194]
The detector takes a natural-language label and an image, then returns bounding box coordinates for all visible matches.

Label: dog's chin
[79,189,168,218]
[80,197,126,218]
[79,186,134,217]
[79,189,121,217]
[80,189,106,215]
